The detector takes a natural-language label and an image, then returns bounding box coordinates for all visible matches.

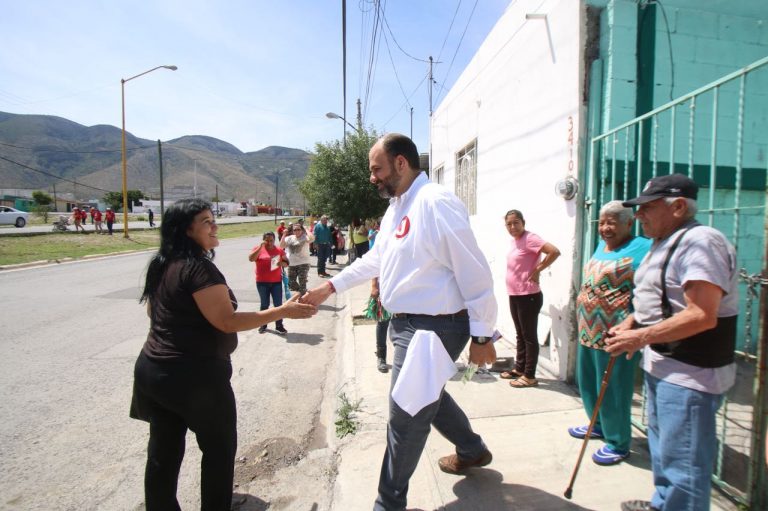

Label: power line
[380,24,411,109]
[381,71,428,129]
[0,141,154,154]
[362,0,384,122]
[357,0,375,102]
[436,1,463,63]
[377,3,431,63]
[434,0,479,106]
[0,140,311,161]
[0,154,118,194]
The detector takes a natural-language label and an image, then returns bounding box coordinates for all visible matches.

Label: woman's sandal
[499,369,524,380]
[509,376,538,388]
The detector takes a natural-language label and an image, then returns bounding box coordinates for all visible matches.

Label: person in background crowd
[368,220,379,250]
[93,207,104,234]
[313,215,332,277]
[148,208,155,228]
[130,198,316,511]
[501,209,560,388]
[281,223,313,295]
[570,201,651,465]
[105,207,115,235]
[249,232,290,334]
[89,206,96,225]
[351,218,369,259]
[366,221,388,372]
[72,207,85,233]
[369,277,390,373]
[329,223,339,264]
[606,174,739,511]
[276,220,286,240]
[308,217,317,256]
[301,133,498,510]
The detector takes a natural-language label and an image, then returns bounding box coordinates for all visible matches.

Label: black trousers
[508,292,543,378]
[132,352,237,511]
[354,242,369,259]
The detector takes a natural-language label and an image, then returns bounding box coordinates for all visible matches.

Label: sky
[0,0,511,155]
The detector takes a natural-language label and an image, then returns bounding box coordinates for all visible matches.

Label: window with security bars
[455,140,477,215]
[433,164,444,185]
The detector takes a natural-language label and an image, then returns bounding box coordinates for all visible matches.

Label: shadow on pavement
[286,333,325,345]
[442,470,595,511]
[231,492,268,511]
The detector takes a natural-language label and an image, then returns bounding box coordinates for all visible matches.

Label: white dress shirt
[331,172,497,336]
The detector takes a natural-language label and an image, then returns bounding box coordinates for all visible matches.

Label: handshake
[279,282,334,318]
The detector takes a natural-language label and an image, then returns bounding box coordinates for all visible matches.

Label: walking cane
[564,354,618,500]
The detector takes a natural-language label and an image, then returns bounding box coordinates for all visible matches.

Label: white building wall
[431,0,583,380]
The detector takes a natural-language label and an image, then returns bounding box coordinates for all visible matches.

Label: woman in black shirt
[130,198,316,511]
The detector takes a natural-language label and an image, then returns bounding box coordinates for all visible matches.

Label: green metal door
[582,56,768,508]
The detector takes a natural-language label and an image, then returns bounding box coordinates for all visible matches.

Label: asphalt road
[0,237,342,510]
[0,215,295,236]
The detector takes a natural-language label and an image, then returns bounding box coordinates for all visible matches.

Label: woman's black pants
[133,352,237,511]
[508,292,543,378]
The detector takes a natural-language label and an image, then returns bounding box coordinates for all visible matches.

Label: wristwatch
[471,336,492,345]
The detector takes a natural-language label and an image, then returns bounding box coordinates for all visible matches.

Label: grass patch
[0,219,295,266]
[335,392,363,439]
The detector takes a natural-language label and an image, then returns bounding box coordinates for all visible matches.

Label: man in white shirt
[302,133,497,510]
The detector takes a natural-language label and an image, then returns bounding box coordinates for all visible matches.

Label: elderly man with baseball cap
[605,174,738,511]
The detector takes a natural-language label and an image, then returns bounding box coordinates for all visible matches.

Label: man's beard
[375,175,398,199]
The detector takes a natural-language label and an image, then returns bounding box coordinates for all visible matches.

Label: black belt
[391,309,468,320]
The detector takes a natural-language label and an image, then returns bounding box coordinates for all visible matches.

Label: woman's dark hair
[505,209,525,224]
[262,231,275,240]
[140,198,213,303]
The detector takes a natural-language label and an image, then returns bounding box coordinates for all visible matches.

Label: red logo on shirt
[395,216,410,239]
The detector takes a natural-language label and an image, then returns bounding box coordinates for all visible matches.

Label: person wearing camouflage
[280,224,313,294]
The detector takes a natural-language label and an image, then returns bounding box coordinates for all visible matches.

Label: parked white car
[0,206,29,227]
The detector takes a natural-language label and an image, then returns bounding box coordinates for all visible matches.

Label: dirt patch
[234,437,305,485]
[352,315,376,326]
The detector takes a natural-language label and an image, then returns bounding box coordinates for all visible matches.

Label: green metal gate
[583,56,768,508]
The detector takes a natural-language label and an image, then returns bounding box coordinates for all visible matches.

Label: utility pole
[52,183,57,213]
[429,56,434,116]
[410,107,414,139]
[274,171,279,225]
[216,184,219,215]
[342,0,347,144]
[194,160,198,198]
[357,98,362,131]
[157,140,165,218]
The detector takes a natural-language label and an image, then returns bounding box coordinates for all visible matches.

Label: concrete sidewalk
[329,282,738,511]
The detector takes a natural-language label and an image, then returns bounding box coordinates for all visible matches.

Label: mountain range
[0,111,312,207]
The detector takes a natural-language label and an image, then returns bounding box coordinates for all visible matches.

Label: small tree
[32,190,53,222]
[300,128,388,226]
[103,190,145,212]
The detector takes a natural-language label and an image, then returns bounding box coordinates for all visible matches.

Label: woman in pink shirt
[502,209,560,388]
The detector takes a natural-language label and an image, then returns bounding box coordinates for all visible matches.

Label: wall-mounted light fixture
[525,13,556,63]
[554,176,579,200]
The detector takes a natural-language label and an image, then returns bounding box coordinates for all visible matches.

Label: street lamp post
[325,112,358,146]
[273,168,290,225]
[121,64,177,238]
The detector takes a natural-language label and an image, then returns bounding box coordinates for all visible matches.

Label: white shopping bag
[391,330,457,417]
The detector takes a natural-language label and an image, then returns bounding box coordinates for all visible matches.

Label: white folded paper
[391,330,458,417]
[270,255,280,271]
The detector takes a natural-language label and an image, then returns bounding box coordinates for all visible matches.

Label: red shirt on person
[94,210,103,221]
[250,245,286,283]
[105,210,115,222]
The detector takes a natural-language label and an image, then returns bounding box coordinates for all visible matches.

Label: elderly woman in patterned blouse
[569,201,651,466]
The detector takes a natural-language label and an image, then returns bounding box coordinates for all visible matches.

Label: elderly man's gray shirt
[633,222,739,394]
